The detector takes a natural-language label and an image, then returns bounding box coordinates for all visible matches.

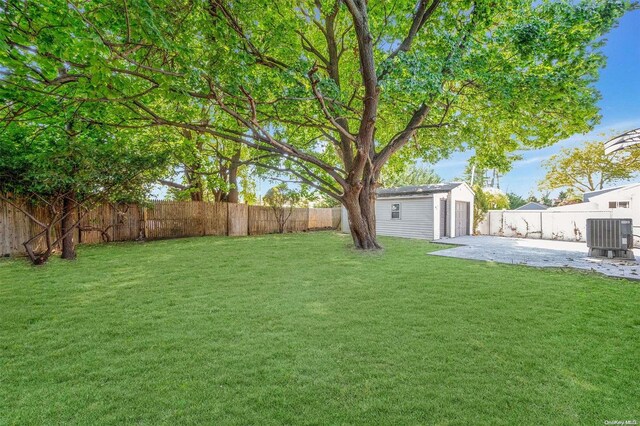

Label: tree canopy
[380,164,442,188]
[540,140,640,193]
[0,99,173,263]
[506,192,527,209]
[0,0,632,249]
[264,184,302,233]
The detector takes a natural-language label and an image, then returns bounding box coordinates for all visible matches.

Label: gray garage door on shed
[455,201,470,236]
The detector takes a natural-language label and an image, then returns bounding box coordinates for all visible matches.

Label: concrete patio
[430,236,640,280]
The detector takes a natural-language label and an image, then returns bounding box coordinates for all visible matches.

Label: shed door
[439,198,448,238]
[455,201,470,237]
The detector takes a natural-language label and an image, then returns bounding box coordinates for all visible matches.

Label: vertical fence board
[203,202,228,236]
[0,200,57,256]
[308,208,334,230]
[228,203,248,236]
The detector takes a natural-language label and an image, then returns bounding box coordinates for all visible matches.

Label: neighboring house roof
[515,202,548,211]
[583,183,640,202]
[377,182,464,198]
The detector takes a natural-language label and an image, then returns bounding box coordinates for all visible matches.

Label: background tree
[380,164,442,188]
[263,184,301,234]
[506,192,527,209]
[160,136,256,203]
[0,0,631,249]
[472,186,490,235]
[555,189,583,206]
[540,141,640,194]
[527,192,553,207]
[0,101,172,264]
[312,194,342,208]
[472,186,510,233]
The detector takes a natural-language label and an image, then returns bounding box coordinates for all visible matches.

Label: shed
[341,182,475,240]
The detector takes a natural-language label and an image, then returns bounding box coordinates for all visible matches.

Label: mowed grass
[0,232,638,425]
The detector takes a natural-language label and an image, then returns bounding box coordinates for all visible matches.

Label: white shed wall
[341,195,435,240]
[376,196,434,239]
[448,184,475,237]
[431,192,448,239]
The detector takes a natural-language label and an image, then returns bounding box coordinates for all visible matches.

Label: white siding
[431,193,448,239]
[540,184,640,239]
[448,184,475,237]
[375,196,434,239]
[339,183,475,240]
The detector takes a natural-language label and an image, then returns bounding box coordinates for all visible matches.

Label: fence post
[77,206,82,244]
[201,201,206,236]
[539,211,543,239]
[226,202,230,236]
[142,205,148,240]
[247,204,251,236]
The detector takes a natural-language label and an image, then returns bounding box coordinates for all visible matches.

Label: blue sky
[432,8,640,197]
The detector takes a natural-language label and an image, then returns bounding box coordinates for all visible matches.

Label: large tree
[0,99,172,264]
[540,141,640,194]
[0,0,630,249]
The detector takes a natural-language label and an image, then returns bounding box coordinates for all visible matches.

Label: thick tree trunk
[227,149,241,203]
[187,162,204,201]
[343,186,381,250]
[190,185,204,202]
[61,191,77,260]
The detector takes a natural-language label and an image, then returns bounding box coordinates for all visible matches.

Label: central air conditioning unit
[586,218,635,260]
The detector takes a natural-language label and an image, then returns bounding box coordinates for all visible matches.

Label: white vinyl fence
[478,210,640,246]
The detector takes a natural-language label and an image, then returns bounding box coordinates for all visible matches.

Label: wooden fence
[0,200,342,257]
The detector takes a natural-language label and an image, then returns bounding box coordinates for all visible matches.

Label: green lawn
[1,232,638,424]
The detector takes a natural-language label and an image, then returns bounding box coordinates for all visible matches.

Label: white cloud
[514,155,550,165]
[432,159,468,169]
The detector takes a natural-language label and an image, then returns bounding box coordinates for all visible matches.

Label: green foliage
[313,194,341,208]
[557,189,583,206]
[506,192,528,209]
[473,186,510,233]
[540,141,640,194]
[380,164,442,188]
[486,190,511,210]
[528,192,553,206]
[0,106,173,204]
[264,184,301,208]
[163,136,256,202]
[264,184,302,233]
[0,0,631,207]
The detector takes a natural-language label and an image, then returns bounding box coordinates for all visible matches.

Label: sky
[432,8,640,197]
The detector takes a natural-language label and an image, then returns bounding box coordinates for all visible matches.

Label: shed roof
[377,182,463,198]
